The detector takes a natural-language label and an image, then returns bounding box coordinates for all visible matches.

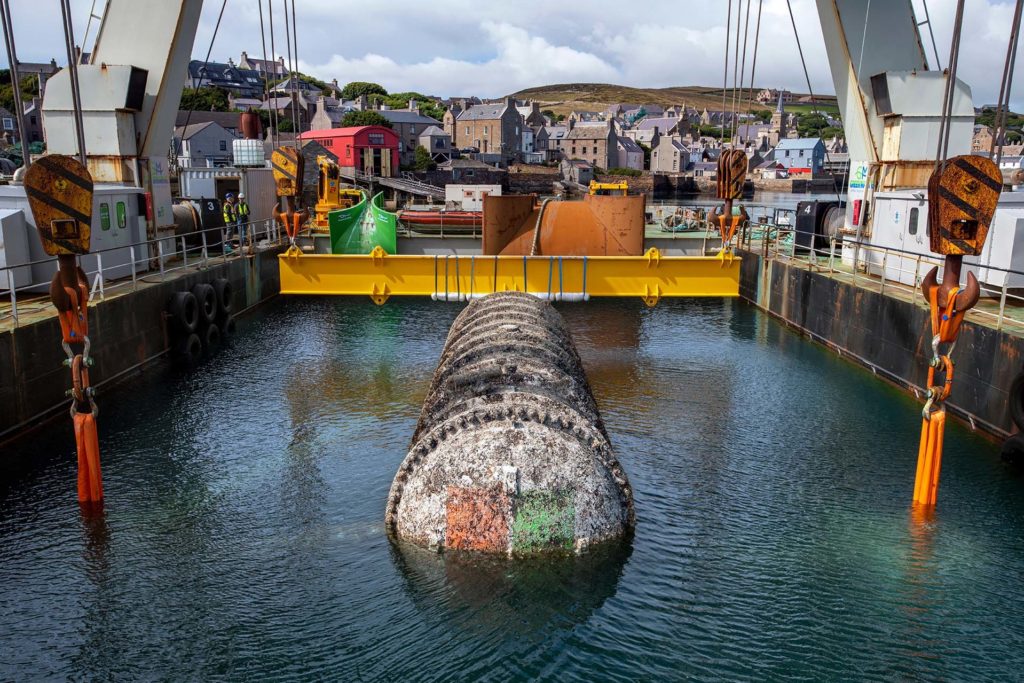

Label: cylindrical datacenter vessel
[386,291,634,554]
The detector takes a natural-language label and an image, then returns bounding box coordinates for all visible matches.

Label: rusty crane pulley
[714,149,749,256]
[23,155,104,505]
[272,146,308,254]
[913,154,1002,507]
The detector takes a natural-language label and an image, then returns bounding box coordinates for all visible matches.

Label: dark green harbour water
[1,297,1021,680]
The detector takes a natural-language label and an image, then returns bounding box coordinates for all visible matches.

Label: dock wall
[738,249,1023,438]
[0,247,283,440]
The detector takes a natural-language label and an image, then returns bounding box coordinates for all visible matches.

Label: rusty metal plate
[23,155,94,256]
[271,146,304,197]
[445,485,511,551]
[926,155,1002,256]
[716,149,748,201]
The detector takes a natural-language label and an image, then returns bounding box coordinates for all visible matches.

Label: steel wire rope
[0,0,31,166]
[935,0,966,171]
[257,0,275,149]
[745,0,763,128]
[731,0,752,145]
[990,0,1023,166]
[721,0,732,141]
[268,0,280,145]
[290,0,301,148]
[59,0,87,165]
[173,0,229,164]
[784,0,842,203]
[727,0,745,144]
[281,0,298,137]
[918,0,942,70]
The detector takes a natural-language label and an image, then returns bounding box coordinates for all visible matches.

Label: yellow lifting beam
[278,247,740,306]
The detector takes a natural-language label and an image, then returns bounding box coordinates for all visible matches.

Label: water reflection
[390,540,632,636]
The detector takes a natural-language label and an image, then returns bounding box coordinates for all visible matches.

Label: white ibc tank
[233,139,265,167]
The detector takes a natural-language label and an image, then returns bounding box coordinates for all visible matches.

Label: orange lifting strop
[24,155,103,505]
[913,154,1001,507]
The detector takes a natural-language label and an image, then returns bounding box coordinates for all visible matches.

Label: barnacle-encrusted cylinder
[386,291,634,554]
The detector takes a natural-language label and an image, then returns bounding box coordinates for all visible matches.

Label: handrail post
[9,279,17,326]
[851,240,858,287]
[97,253,105,300]
[181,235,187,270]
[997,280,1008,330]
[201,229,208,267]
[157,238,165,277]
[880,250,887,295]
[129,244,137,291]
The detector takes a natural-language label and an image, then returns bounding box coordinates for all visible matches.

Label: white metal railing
[0,218,283,328]
[753,222,1024,332]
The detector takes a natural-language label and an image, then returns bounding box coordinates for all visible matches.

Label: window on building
[2,118,12,130]
[410,125,416,133]
[465,126,469,135]
[116,201,127,229]
[799,149,804,157]
[29,115,36,125]
[368,133,385,145]
[483,126,488,136]
[785,150,790,157]
[465,170,474,177]
[219,140,227,151]
[672,159,677,171]
[346,144,352,158]
[572,146,576,155]
[99,203,110,230]
[909,207,919,236]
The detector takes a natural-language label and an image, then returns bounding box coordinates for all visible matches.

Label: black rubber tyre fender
[168,291,199,335]
[191,283,217,325]
[1009,371,1024,432]
[221,316,237,336]
[1000,433,1024,466]
[213,277,234,316]
[173,332,202,368]
[201,323,221,354]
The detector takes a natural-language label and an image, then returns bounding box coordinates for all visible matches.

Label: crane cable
[290,0,301,149]
[989,0,1023,166]
[784,0,842,204]
[267,0,280,147]
[257,0,274,149]
[730,0,752,145]
[935,0,966,171]
[745,0,764,129]
[172,0,229,164]
[720,0,732,142]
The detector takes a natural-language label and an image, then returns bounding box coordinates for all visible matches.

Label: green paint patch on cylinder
[511,491,574,552]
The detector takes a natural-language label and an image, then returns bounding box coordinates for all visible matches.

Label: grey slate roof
[566,125,612,140]
[377,110,442,125]
[419,125,447,136]
[458,104,509,121]
[775,137,823,150]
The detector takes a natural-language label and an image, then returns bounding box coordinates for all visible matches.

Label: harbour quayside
[2,0,1024,679]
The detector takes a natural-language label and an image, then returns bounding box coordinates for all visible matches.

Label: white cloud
[8,0,1021,109]
[298,21,618,96]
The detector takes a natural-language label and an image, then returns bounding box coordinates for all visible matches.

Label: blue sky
[9,0,1023,109]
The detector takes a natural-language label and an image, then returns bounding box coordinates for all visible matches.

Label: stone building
[564,121,617,169]
[454,98,523,164]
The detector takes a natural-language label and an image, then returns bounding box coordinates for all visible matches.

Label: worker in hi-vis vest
[222,193,237,253]
[236,193,250,248]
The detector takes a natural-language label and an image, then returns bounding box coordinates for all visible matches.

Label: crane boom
[42,0,203,230]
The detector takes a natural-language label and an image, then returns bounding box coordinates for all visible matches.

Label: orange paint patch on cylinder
[444,486,511,552]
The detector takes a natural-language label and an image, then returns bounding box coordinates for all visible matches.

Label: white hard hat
[238,192,245,198]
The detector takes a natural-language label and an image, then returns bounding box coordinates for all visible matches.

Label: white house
[172,121,238,168]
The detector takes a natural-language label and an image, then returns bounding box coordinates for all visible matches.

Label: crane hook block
[716,149,748,201]
[926,155,1002,256]
[271,146,304,198]
[23,155,95,256]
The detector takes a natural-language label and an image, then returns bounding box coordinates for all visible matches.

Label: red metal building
[299,126,400,177]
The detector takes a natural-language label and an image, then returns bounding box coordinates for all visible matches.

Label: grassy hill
[510,83,838,116]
